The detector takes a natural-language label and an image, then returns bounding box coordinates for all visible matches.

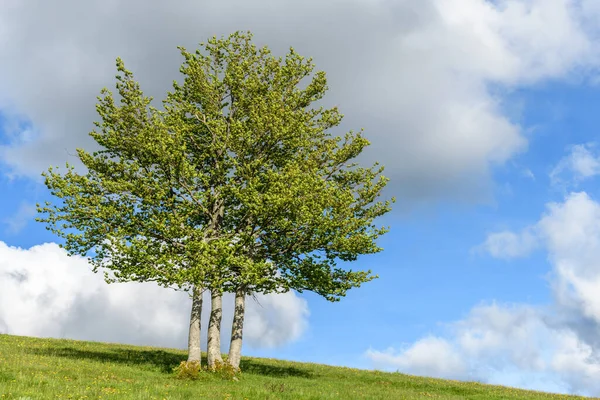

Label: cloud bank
[1,0,599,202]
[367,191,600,396]
[0,241,309,350]
[551,143,600,187]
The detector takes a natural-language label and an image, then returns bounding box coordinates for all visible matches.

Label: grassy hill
[0,333,595,400]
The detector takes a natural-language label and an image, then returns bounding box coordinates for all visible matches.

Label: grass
[0,334,596,400]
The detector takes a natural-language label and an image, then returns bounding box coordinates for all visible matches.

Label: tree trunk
[187,286,203,365]
[227,286,246,371]
[207,289,223,369]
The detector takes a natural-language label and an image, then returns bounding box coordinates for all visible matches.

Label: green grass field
[0,333,596,400]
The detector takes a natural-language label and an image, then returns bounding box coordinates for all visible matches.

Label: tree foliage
[37,30,393,308]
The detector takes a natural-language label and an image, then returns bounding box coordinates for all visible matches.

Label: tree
[170,32,394,370]
[37,31,393,371]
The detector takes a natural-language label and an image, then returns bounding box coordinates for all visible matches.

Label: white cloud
[454,304,548,370]
[367,191,600,396]
[1,0,599,202]
[366,337,467,380]
[366,303,600,396]
[244,294,309,348]
[0,241,309,350]
[537,192,600,323]
[550,144,600,186]
[476,228,539,259]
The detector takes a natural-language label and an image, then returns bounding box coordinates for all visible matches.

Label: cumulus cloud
[0,241,309,350]
[538,192,600,323]
[366,337,467,380]
[476,228,539,259]
[367,191,600,396]
[366,304,600,395]
[550,144,600,186]
[1,0,599,202]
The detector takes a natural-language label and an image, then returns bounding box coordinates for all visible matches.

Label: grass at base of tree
[0,334,595,400]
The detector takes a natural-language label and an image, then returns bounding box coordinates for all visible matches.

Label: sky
[2,0,600,396]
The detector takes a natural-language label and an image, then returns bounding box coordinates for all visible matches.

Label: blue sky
[3,0,600,396]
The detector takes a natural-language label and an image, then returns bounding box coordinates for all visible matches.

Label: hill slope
[0,333,595,399]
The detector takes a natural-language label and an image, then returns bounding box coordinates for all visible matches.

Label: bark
[187,286,203,365]
[227,286,246,371]
[206,289,223,369]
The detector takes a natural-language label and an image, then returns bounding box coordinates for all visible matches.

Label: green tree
[38,31,393,371]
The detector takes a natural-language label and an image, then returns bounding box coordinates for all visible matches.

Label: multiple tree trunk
[185,286,246,371]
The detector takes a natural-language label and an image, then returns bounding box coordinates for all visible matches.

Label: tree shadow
[28,346,314,378]
[28,346,185,373]
[239,359,314,379]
